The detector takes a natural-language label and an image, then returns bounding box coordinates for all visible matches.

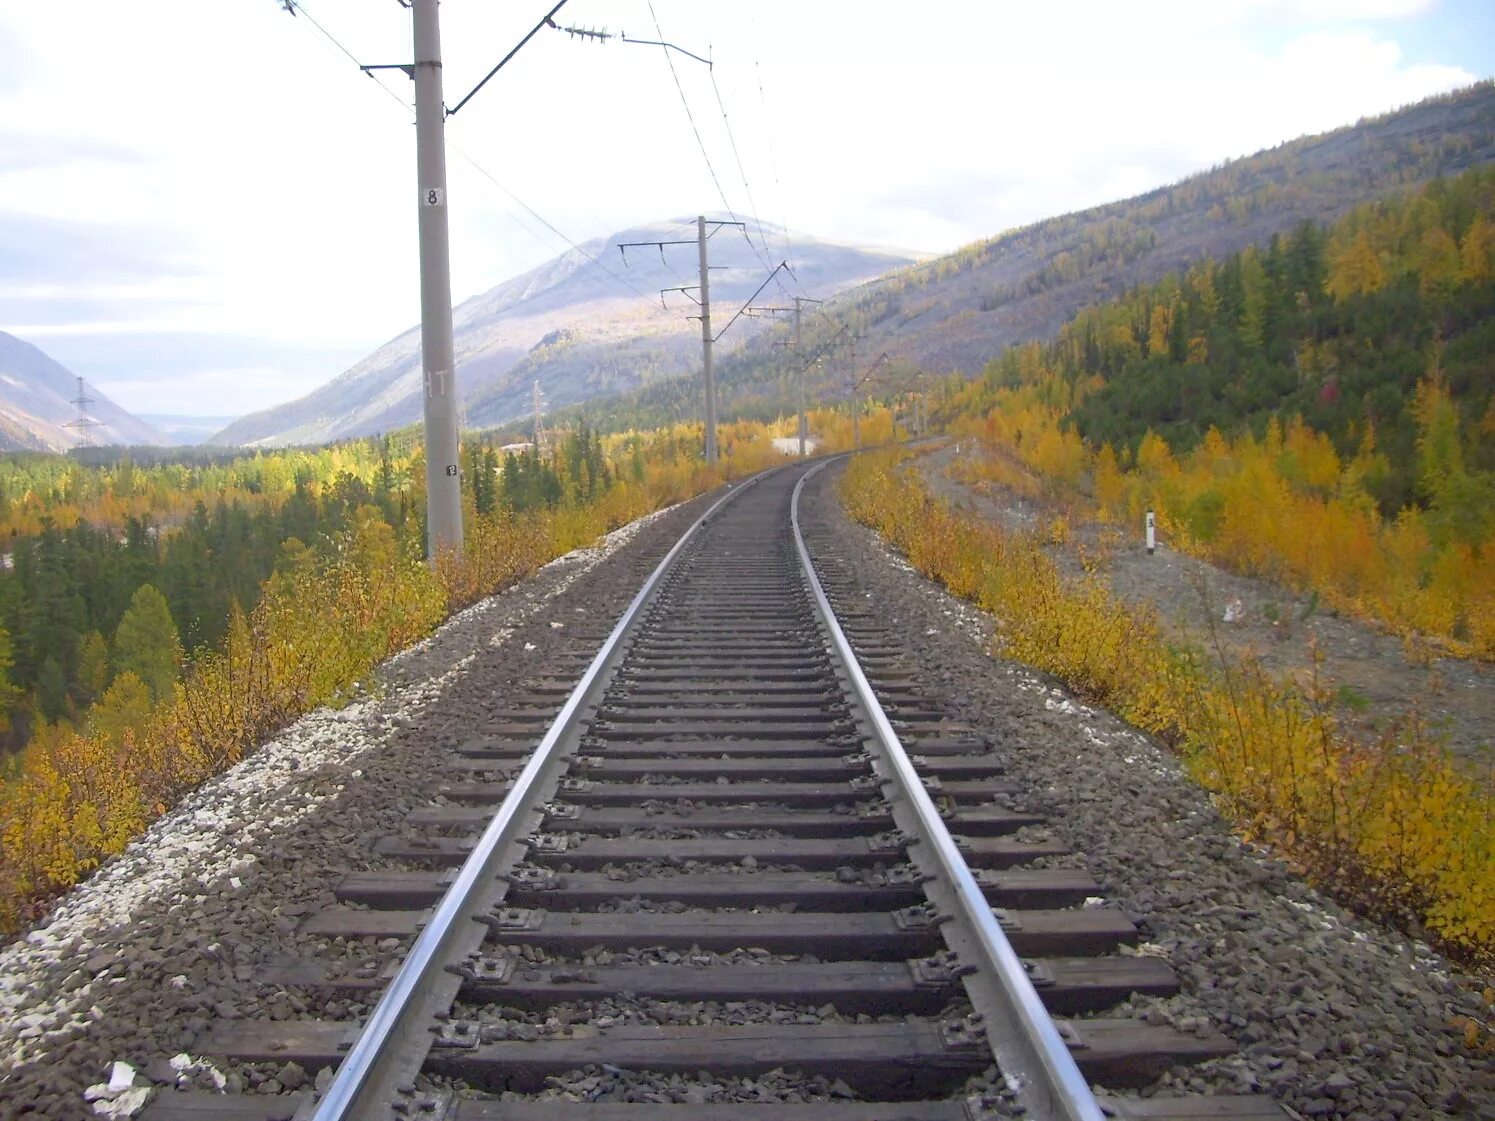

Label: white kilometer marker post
[1146,509,1156,555]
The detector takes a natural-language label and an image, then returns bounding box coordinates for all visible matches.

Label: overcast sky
[0,0,1489,419]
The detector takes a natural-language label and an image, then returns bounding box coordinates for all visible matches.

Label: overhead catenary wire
[645,2,740,236]
[545,14,789,304]
[280,0,660,315]
[628,10,795,321]
[286,0,414,109]
[449,146,660,310]
[754,60,797,297]
[709,64,781,284]
[288,1,787,438]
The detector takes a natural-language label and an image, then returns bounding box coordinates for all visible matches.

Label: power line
[709,65,779,283]
[286,0,412,109]
[449,146,660,309]
[283,0,792,443]
[755,60,797,295]
[646,1,737,230]
[531,16,782,293]
[281,0,659,314]
[626,10,794,328]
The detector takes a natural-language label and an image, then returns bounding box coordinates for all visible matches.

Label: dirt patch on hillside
[917,443,1494,776]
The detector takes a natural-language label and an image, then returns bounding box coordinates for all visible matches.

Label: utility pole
[697,215,718,465]
[795,299,806,454]
[532,380,547,455]
[846,347,890,450]
[413,0,462,559]
[792,295,822,456]
[287,1,595,559]
[742,292,817,457]
[849,336,860,450]
[618,218,775,468]
[63,376,102,447]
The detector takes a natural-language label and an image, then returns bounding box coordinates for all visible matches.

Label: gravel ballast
[799,461,1491,1121]
[1,467,1489,1120]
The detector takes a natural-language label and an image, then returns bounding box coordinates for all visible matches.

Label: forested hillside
[833,168,1495,961]
[941,165,1495,654]
[585,82,1495,433]
[0,426,630,754]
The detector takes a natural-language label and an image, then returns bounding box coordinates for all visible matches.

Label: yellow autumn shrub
[842,449,1493,967]
[950,380,1495,659]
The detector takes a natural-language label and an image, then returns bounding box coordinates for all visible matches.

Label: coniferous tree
[74,631,110,708]
[0,626,20,736]
[113,584,183,702]
[35,655,67,722]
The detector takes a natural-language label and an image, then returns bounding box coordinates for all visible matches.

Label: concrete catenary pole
[850,337,861,450]
[698,215,718,465]
[414,0,463,559]
[794,297,807,456]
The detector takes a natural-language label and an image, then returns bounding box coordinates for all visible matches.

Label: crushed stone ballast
[132,461,1285,1121]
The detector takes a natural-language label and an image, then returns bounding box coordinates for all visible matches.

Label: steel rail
[312,472,767,1121]
[790,459,1106,1121]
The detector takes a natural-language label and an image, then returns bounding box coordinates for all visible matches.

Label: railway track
[144,460,1287,1121]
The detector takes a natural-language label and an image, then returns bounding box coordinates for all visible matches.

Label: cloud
[0,210,197,287]
[0,22,34,96]
[0,131,142,175]
[1292,0,1434,18]
[94,368,326,419]
[0,279,208,330]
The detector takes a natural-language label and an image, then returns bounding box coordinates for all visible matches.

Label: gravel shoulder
[920,442,1494,774]
[800,460,1492,1121]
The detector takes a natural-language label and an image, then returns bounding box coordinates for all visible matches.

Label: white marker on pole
[1146,510,1156,555]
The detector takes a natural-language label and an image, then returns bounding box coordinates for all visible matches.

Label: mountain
[211,219,921,447]
[836,83,1495,376]
[0,332,170,450]
[607,82,1495,426]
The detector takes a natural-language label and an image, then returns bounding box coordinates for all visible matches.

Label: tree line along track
[142,460,1289,1121]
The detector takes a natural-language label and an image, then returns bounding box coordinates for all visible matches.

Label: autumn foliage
[0,418,801,934]
[943,165,1495,657]
[842,449,1492,966]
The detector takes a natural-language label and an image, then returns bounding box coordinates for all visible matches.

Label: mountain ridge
[211,218,921,447]
[588,82,1495,429]
[216,82,1495,446]
[0,332,170,450]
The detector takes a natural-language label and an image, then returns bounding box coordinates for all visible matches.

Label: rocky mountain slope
[0,332,168,450]
[211,219,919,447]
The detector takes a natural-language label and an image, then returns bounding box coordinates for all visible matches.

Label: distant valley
[139,414,242,446]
